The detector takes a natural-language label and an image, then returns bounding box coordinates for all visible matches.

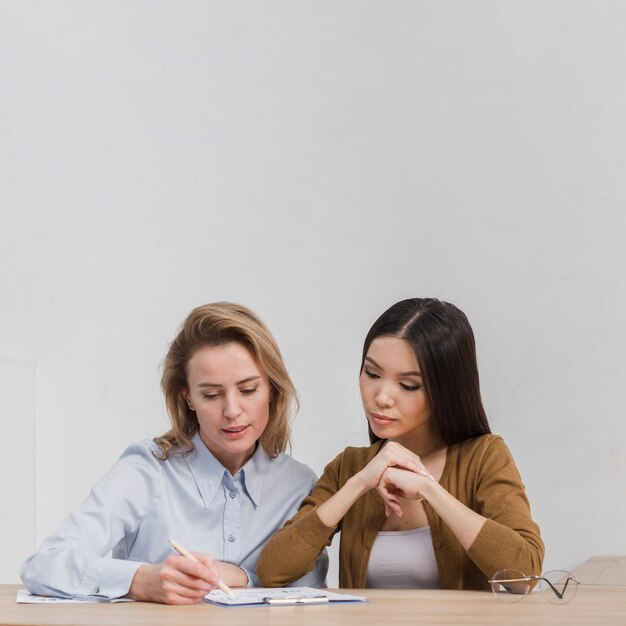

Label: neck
[198,433,256,476]
[391,421,445,458]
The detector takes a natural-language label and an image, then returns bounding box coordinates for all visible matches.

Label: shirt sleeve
[466,437,544,578]
[20,441,163,599]
[257,451,344,587]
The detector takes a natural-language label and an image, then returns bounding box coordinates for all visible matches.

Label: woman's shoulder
[270,452,318,482]
[119,437,163,457]
[87,439,168,501]
[454,433,505,453]
[113,438,173,472]
[450,433,516,469]
[322,441,384,474]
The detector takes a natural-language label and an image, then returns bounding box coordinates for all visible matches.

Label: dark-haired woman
[258,298,543,590]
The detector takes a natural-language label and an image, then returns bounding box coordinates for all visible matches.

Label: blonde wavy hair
[154,302,298,460]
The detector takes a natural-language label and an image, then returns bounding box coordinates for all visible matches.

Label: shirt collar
[185,431,271,508]
[239,442,271,507]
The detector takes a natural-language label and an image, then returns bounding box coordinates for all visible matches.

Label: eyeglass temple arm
[528,575,577,600]
[488,575,579,601]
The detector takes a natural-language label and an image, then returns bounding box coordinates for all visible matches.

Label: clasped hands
[357,441,438,518]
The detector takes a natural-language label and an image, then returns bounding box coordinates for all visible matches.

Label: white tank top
[365,525,441,589]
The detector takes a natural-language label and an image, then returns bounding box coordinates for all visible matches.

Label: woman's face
[184,342,271,474]
[360,336,431,443]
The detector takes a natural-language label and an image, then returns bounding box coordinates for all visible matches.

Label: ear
[183,390,194,411]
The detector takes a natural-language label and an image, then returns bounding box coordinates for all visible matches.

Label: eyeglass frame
[488,569,580,603]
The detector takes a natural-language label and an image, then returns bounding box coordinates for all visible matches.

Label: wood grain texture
[572,556,626,586]
[2,584,625,626]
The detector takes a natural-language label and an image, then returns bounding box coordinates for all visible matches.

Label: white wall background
[1,1,625,584]
[0,357,35,583]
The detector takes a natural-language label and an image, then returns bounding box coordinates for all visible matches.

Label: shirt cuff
[240,566,257,587]
[78,558,144,599]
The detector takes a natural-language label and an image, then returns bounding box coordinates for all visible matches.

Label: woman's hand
[354,441,433,492]
[213,561,249,588]
[128,553,219,604]
[377,466,436,517]
[317,442,436,529]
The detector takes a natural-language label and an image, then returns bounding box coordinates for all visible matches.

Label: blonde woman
[21,302,327,603]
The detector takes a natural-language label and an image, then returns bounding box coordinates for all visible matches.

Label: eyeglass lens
[490,569,533,603]
[537,570,578,605]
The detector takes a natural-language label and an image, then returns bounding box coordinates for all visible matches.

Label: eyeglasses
[488,569,580,605]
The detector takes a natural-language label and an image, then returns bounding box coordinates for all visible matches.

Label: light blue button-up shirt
[21,433,328,599]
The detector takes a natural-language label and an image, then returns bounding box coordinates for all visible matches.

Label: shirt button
[228,535,236,543]
[229,490,237,498]
[434,541,442,549]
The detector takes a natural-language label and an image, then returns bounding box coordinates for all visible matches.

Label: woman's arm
[257,442,432,587]
[20,442,161,599]
[317,441,431,525]
[378,437,544,577]
[462,437,544,576]
[379,467,486,549]
[20,442,220,602]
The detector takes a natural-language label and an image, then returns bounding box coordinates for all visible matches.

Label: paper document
[204,586,367,607]
[16,589,133,604]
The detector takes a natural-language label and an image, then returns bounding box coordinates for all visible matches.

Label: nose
[223,392,243,420]
[374,382,394,409]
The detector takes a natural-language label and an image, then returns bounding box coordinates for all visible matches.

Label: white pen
[168,538,235,598]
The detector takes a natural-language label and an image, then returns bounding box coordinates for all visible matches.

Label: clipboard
[204,586,367,607]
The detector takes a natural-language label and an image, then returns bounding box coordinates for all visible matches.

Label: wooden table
[573,555,626,586]
[1,584,625,626]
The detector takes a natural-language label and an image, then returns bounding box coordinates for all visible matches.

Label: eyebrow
[364,356,422,378]
[197,375,262,388]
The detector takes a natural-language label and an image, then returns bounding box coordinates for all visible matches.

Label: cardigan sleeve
[466,436,544,578]
[257,450,345,587]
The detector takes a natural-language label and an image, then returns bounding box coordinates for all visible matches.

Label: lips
[370,413,396,426]
[221,425,250,439]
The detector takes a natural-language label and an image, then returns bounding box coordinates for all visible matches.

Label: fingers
[169,554,218,586]
[190,552,218,577]
[162,593,204,605]
[378,470,404,517]
[381,442,436,480]
[158,555,218,604]
[378,466,433,514]
[380,485,403,518]
[358,441,436,493]
[380,442,426,474]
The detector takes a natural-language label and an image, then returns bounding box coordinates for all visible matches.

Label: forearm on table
[257,506,335,586]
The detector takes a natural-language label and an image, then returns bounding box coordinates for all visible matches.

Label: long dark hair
[362,298,491,445]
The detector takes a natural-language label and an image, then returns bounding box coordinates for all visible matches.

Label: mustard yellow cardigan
[258,435,544,590]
